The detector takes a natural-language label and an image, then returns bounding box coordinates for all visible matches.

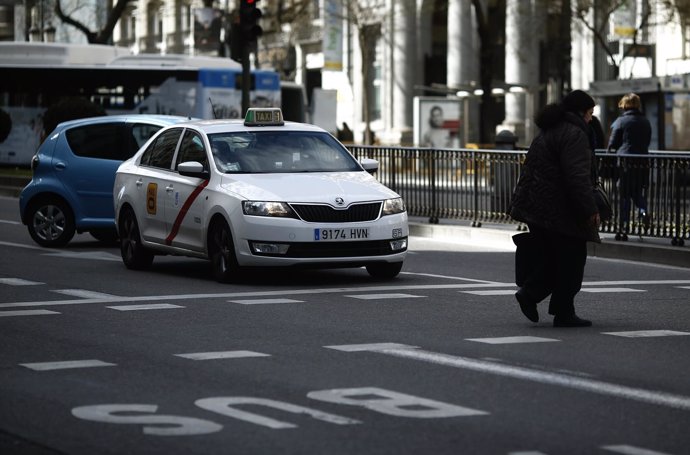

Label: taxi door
[137,128,184,244]
[162,129,209,253]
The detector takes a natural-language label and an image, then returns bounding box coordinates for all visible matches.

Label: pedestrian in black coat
[509,89,600,327]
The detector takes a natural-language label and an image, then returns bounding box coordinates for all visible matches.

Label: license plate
[314,228,370,241]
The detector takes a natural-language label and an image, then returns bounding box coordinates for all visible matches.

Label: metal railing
[349,146,690,245]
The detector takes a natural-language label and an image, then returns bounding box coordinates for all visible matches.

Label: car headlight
[382,198,406,216]
[242,201,297,218]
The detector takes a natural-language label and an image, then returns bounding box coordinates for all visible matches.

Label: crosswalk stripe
[466,336,559,344]
[602,330,690,338]
[0,309,59,317]
[0,278,44,286]
[602,444,672,455]
[53,289,121,299]
[461,290,516,296]
[20,360,116,371]
[229,298,304,305]
[581,287,645,293]
[345,293,425,300]
[174,351,270,360]
[107,304,184,311]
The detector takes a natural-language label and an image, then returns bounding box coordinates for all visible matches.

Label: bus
[0,42,305,166]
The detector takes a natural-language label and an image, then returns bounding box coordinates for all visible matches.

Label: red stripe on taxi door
[165,180,209,245]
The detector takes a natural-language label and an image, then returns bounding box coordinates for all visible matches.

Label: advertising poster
[413,97,462,148]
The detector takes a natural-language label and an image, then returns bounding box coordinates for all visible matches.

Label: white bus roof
[0,42,241,70]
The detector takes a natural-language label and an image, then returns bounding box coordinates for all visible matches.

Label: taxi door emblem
[335,197,345,206]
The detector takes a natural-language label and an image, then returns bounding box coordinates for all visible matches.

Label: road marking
[3,279,690,309]
[326,343,690,411]
[0,219,21,225]
[466,336,559,345]
[401,271,504,284]
[602,330,690,338]
[0,240,45,250]
[0,309,59,317]
[325,343,419,352]
[42,251,122,262]
[581,287,645,293]
[20,360,116,371]
[54,289,121,299]
[107,304,184,311]
[461,290,516,296]
[345,293,425,300]
[602,445,672,455]
[175,351,271,360]
[0,278,44,286]
[229,298,304,305]
[678,286,690,290]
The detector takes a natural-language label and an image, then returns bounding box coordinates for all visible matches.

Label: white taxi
[113,108,408,282]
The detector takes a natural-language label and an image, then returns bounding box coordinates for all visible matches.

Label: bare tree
[54,0,134,44]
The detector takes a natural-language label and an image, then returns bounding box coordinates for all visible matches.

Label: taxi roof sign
[244,108,284,126]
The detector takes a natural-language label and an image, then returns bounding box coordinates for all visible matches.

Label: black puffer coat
[509,105,600,242]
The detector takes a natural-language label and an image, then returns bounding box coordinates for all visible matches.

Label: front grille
[290,202,382,223]
[251,238,407,258]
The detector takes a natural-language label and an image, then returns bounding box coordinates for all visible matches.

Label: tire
[26,197,75,247]
[90,228,119,245]
[118,208,154,270]
[209,219,241,283]
[366,262,403,279]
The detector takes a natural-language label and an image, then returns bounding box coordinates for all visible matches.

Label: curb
[409,222,690,269]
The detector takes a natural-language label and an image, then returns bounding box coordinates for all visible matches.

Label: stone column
[389,0,416,144]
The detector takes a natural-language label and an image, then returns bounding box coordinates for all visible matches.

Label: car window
[128,123,164,157]
[176,130,208,170]
[65,122,125,161]
[207,131,360,173]
[140,128,182,170]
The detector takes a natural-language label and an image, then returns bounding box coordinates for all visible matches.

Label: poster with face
[413,97,462,148]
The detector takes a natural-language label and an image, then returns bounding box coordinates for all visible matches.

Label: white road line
[346,293,425,300]
[0,278,44,286]
[602,330,690,338]
[42,251,122,262]
[174,351,271,360]
[581,287,645,293]
[325,343,690,411]
[325,343,419,352]
[20,360,116,371]
[53,289,121,299]
[2,279,690,309]
[602,444,672,455]
[0,309,59,317]
[461,290,516,296]
[107,304,184,311]
[229,298,304,305]
[401,271,504,284]
[0,219,21,225]
[0,240,45,250]
[678,286,690,290]
[466,336,560,345]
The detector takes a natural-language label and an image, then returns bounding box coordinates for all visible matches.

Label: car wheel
[209,219,241,283]
[90,228,119,245]
[366,262,403,279]
[27,197,76,247]
[118,208,154,270]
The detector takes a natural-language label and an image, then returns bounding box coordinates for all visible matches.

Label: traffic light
[239,0,262,47]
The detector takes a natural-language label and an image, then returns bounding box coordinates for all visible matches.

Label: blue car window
[65,122,125,161]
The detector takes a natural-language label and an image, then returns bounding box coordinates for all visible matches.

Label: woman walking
[509,90,601,327]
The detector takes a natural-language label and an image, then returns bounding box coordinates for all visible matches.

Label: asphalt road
[1,195,689,455]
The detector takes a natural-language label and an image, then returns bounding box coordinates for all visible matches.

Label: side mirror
[178,161,209,179]
[360,158,379,175]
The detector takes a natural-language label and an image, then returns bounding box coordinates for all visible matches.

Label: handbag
[593,180,612,221]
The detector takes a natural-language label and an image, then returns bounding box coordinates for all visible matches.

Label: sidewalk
[2,173,688,269]
[408,217,690,269]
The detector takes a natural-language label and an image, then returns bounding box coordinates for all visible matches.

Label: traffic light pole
[241,46,251,117]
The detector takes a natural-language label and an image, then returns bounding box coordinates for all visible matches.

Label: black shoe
[553,314,592,327]
[515,289,538,323]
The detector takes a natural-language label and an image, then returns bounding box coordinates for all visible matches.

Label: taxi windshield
[209,131,361,174]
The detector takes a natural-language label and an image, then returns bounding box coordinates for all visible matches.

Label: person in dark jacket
[607,93,652,236]
[509,89,600,327]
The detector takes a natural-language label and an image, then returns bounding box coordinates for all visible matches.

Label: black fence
[349,146,690,246]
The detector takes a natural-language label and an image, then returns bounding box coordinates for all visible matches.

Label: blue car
[19,115,191,247]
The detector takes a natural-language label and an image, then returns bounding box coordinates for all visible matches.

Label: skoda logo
[335,197,345,206]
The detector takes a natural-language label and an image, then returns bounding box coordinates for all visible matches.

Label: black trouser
[523,224,587,317]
